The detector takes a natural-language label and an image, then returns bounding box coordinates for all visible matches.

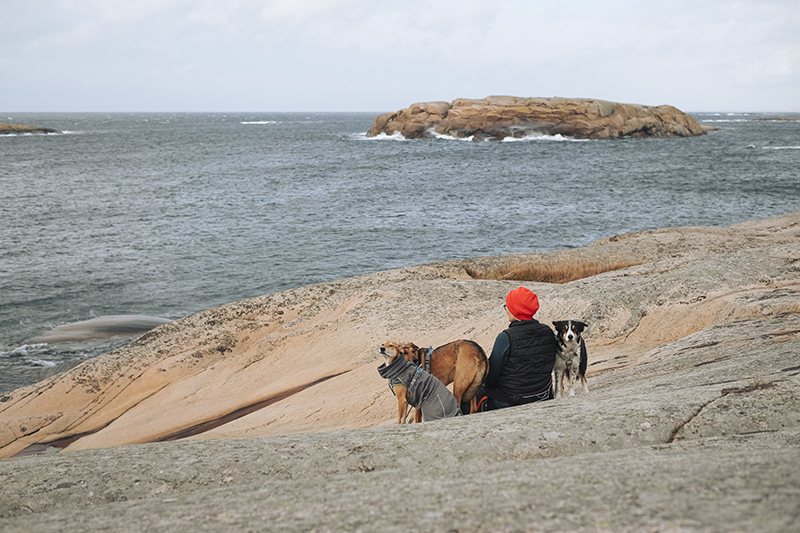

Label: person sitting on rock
[477,287,557,411]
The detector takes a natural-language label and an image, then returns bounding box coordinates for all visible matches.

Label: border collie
[552,320,589,398]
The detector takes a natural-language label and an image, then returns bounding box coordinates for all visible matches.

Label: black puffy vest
[496,319,557,397]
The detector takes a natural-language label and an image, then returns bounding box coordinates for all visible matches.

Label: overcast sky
[2,0,799,113]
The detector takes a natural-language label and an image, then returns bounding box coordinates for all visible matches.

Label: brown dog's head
[380,341,406,365]
[380,341,424,365]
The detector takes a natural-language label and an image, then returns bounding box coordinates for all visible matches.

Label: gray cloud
[2,0,798,111]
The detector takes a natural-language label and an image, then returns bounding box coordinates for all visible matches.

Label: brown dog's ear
[395,343,413,356]
[399,343,421,364]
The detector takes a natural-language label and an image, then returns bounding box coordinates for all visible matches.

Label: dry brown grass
[464,259,644,284]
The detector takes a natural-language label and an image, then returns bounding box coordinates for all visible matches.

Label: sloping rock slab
[367,96,712,140]
[0,212,799,531]
[0,212,799,460]
[1,312,798,531]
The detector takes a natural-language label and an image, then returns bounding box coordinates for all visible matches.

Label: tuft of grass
[464,259,644,284]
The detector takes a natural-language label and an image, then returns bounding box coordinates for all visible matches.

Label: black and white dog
[552,320,589,398]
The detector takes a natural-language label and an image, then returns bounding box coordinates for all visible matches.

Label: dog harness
[377,355,462,421]
[556,338,582,364]
[407,365,423,399]
[412,346,434,371]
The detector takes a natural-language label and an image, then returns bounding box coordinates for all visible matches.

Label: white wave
[501,133,588,142]
[0,343,49,357]
[762,146,800,150]
[29,359,57,367]
[353,131,408,141]
[355,130,589,142]
[701,119,750,123]
[7,342,47,356]
[428,130,587,142]
[241,121,277,125]
[429,131,474,141]
[0,131,71,138]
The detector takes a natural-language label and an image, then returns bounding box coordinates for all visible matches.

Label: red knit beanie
[505,287,539,320]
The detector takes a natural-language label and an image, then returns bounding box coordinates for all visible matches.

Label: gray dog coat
[378,355,462,421]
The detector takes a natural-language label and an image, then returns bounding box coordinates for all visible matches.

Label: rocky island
[0,123,60,135]
[367,96,713,140]
[1,212,798,531]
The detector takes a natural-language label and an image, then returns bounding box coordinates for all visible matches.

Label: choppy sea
[1,111,799,393]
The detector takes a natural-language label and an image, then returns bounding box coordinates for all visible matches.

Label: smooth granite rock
[1,212,799,531]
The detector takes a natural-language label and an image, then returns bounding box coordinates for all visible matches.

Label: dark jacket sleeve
[485,331,510,388]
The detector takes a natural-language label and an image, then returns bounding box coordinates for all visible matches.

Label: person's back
[480,287,557,410]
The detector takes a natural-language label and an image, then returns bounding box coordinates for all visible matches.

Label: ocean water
[1,111,799,393]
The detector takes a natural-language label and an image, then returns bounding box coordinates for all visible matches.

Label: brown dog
[386,339,487,420]
[379,341,464,424]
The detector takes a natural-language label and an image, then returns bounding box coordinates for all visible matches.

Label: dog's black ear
[413,344,425,363]
[574,321,588,332]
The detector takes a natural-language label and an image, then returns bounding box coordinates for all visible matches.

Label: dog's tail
[579,339,588,377]
[462,340,489,402]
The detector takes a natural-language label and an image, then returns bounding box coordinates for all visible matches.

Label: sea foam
[426,131,588,142]
[355,131,408,141]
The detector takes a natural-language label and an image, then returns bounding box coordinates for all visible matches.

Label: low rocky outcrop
[0,123,59,135]
[367,96,713,140]
[24,315,171,344]
[1,212,799,531]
